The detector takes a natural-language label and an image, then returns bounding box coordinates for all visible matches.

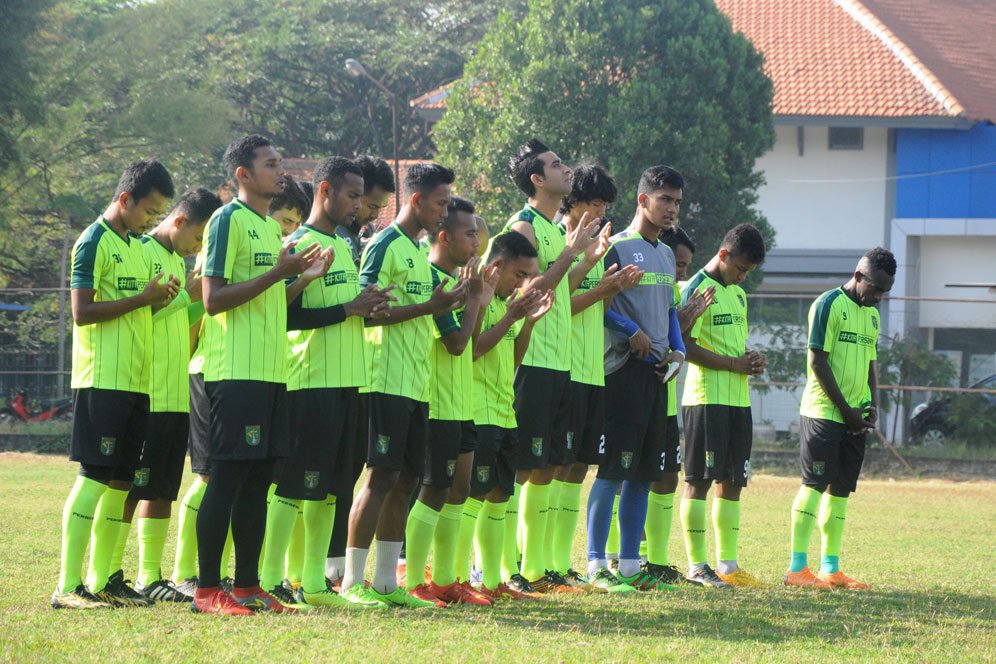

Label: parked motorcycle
[0,389,73,423]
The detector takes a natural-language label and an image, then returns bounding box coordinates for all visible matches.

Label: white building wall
[755,125,889,250]
[918,235,996,328]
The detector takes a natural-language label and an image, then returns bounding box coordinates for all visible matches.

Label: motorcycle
[0,389,73,423]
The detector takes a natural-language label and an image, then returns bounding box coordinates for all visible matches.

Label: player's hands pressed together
[564,211,602,258]
[629,329,652,359]
[731,350,766,376]
[276,240,322,279]
[843,405,876,433]
[299,246,335,283]
[583,220,613,264]
[599,263,643,297]
[506,287,544,321]
[459,256,486,299]
[346,284,396,319]
[684,285,716,321]
[526,289,555,323]
[142,272,181,306]
[477,262,501,307]
[185,269,203,303]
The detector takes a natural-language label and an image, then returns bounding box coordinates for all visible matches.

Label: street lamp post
[345,58,401,216]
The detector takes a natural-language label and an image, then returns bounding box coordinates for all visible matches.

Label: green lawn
[1,453,993,662]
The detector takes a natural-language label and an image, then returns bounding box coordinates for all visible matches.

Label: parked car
[909,374,996,446]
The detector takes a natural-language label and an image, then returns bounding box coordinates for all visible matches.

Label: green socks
[455,498,483,582]
[605,494,620,557]
[476,499,507,590]
[544,480,562,573]
[220,526,234,579]
[500,487,520,581]
[285,510,305,585]
[431,502,465,587]
[552,480,582,574]
[109,517,131,576]
[86,486,129,592]
[172,477,206,581]
[645,491,675,566]
[59,476,107,593]
[259,493,301,590]
[404,500,441,590]
[301,495,335,593]
[519,481,552,582]
[790,486,821,572]
[680,497,708,567]
[713,497,741,564]
[819,493,848,574]
[136,517,170,586]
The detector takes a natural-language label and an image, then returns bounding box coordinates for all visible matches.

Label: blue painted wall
[896,123,996,218]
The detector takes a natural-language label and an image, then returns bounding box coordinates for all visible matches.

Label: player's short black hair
[173,188,222,225]
[489,231,538,262]
[313,156,364,192]
[432,196,477,245]
[115,159,175,200]
[354,155,396,194]
[404,162,455,197]
[721,223,766,264]
[268,175,310,218]
[638,165,685,196]
[223,134,273,182]
[559,162,617,215]
[863,246,897,277]
[448,196,475,216]
[299,180,314,208]
[509,138,551,197]
[661,226,696,254]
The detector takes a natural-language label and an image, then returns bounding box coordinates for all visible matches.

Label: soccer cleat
[784,567,833,590]
[174,577,198,598]
[820,571,870,590]
[136,577,194,602]
[297,587,385,609]
[97,570,155,607]
[563,568,604,592]
[232,585,298,613]
[429,580,493,606]
[686,565,733,589]
[369,586,439,608]
[340,583,389,607]
[616,569,671,592]
[220,577,234,593]
[529,571,586,594]
[608,558,619,573]
[395,562,432,588]
[644,563,685,586]
[717,568,768,588]
[480,581,534,601]
[640,563,680,590]
[506,573,539,595]
[50,585,113,609]
[191,587,255,616]
[408,584,448,608]
[589,568,637,594]
[326,576,343,593]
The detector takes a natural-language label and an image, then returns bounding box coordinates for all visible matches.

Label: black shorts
[470,425,517,497]
[367,393,428,475]
[570,381,606,465]
[513,365,571,470]
[71,388,149,480]
[423,420,476,489]
[597,360,669,483]
[664,414,681,473]
[682,404,753,486]
[130,412,189,501]
[188,373,211,475]
[800,416,866,493]
[277,388,359,500]
[204,380,289,462]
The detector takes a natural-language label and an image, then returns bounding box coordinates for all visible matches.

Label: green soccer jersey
[800,287,879,423]
[70,218,152,394]
[473,296,522,429]
[500,206,571,372]
[360,223,434,402]
[429,263,473,421]
[565,246,606,387]
[681,269,750,407]
[286,224,366,391]
[142,235,191,412]
[198,200,288,383]
[668,286,682,417]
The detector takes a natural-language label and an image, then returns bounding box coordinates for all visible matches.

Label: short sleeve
[70,237,101,290]
[203,211,238,280]
[431,268,459,338]
[870,311,880,361]
[359,238,392,289]
[603,245,621,273]
[808,296,836,352]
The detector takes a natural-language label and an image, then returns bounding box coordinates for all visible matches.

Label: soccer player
[338,155,395,266]
[556,163,640,588]
[339,162,466,608]
[269,174,310,237]
[785,248,894,590]
[500,138,599,593]
[258,156,394,608]
[191,135,324,615]
[680,223,767,588]
[52,159,179,609]
[586,165,686,593]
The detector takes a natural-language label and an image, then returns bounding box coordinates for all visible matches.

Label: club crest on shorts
[813,460,825,476]
[621,451,633,469]
[566,432,575,450]
[100,437,116,456]
[376,434,391,455]
[705,451,715,468]
[133,467,150,487]
[477,466,490,483]
[245,425,261,446]
[531,437,543,457]
[446,459,456,477]
[304,470,320,489]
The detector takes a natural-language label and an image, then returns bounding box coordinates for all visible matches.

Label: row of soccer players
[52,133,894,611]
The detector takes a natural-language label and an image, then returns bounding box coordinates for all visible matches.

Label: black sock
[231,458,274,589]
[328,491,352,559]
[196,460,251,589]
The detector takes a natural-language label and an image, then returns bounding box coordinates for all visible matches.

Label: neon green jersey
[359,223,433,401]
[681,269,750,407]
[142,235,191,412]
[564,241,606,386]
[473,296,521,428]
[500,206,570,372]
[286,224,366,391]
[800,287,879,423]
[667,285,681,417]
[70,218,152,393]
[428,263,473,421]
[198,200,287,383]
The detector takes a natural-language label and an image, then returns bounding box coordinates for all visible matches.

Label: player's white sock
[341,547,369,591]
[325,556,345,580]
[618,558,641,578]
[372,540,402,594]
[717,560,739,575]
[588,558,607,577]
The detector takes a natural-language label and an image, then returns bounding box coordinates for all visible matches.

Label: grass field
[1,453,993,663]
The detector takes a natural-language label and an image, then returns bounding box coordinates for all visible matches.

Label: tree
[433,0,776,277]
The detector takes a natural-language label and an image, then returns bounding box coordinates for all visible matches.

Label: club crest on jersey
[705,451,715,468]
[477,466,491,483]
[813,461,826,476]
[245,425,261,446]
[531,437,543,457]
[376,434,391,454]
[133,467,150,487]
[621,451,633,469]
[566,432,575,450]
[872,316,879,330]
[100,437,116,456]
[304,471,320,489]
[737,293,746,307]
[446,460,456,477]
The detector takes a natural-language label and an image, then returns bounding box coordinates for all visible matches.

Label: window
[828,127,864,150]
